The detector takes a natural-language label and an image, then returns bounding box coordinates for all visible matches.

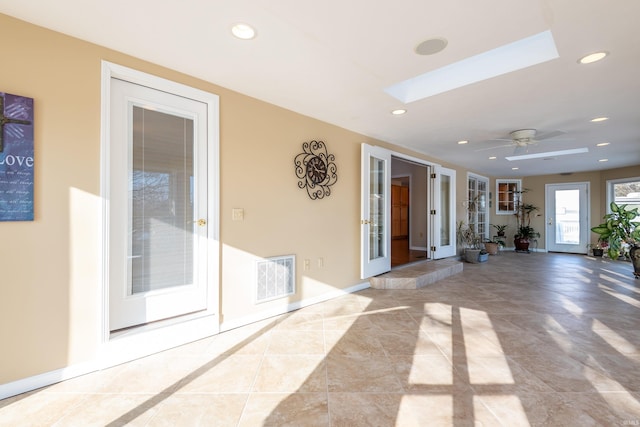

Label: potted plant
[586,239,607,257]
[513,191,540,253]
[457,220,487,263]
[484,236,505,255]
[491,224,508,238]
[591,202,640,278]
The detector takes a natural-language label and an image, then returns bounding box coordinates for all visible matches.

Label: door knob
[197,219,207,226]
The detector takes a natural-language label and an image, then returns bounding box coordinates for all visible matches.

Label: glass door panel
[130,107,194,294]
[361,144,391,278]
[546,183,589,253]
[369,156,385,261]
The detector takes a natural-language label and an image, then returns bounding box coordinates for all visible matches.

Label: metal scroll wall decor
[294,140,338,200]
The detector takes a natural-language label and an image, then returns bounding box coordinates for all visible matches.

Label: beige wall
[0,13,446,385]
[1,13,638,388]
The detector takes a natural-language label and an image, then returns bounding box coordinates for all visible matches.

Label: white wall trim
[0,361,98,401]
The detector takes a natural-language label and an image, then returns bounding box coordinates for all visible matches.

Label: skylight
[384,30,559,103]
[506,147,588,161]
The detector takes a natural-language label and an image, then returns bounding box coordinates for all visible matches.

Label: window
[496,179,522,215]
[607,177,640,222]
[468,174,489,240]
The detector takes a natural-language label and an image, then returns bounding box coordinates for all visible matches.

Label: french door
[361,144,391,278]
[545,183,589,253]
[431,166,457,259]
[107,66,217,332]
[360,144,457,278]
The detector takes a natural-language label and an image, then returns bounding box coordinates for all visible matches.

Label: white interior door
[361,144,391,279]
[545,183,589,254]
[109,78,210,331]
[432,165,457,259]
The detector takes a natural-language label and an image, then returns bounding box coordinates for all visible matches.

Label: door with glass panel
[109,78,210,331]
[432,166,456,259]
[545,183,589,254]
[361,144,391,278]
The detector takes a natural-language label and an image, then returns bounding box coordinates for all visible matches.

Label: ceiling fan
[478,128,567,155]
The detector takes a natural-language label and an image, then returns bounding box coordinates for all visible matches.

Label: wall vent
[255,255,295,303]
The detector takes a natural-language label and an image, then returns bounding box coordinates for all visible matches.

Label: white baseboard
[0,361,98,401]
[0,281,371,400]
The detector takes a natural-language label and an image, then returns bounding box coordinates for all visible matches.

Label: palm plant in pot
[513,192,540,253]
[591,202,640,278]
[491,224,508,238]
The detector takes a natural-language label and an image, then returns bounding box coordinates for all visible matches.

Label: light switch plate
[232,208,244,221]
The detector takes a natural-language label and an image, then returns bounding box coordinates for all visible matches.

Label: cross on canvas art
[0,92,34,221]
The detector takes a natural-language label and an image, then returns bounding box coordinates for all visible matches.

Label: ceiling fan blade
[536,130,566,140]
[475,143,513,152]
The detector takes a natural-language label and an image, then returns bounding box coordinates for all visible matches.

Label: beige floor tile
[479,392,601,427]
[274,311,324,330]
[328,393,402,427]
[253,355,326,392]
[238,392,329,427]
[322,313,376,331]
[376,329,445,356]
[146,393,247,427]
[326,355,403,392]
[175,354,262,393]
[0,390,87,427]
[267,329,325,354]
[54,393,161,427]
[389,354,462,393]
[324,329,386,356]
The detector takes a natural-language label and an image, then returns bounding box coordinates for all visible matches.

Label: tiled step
[369,258,463,289]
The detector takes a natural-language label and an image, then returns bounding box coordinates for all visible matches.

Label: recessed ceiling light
[599,158,608,162]
[596,142,610,147]
[578,51,608,64]
[415,37,448,56]
[391,109,406,115]
[231,23,256,40]
[590,117,609,122]
[457,140,468,145]
[489,156,497,160]
[512,167,519,170]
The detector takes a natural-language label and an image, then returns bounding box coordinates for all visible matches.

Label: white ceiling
[2,0,639,177]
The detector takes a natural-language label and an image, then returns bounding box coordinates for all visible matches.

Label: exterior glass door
[545,183,589,253]
[109,78,209,331]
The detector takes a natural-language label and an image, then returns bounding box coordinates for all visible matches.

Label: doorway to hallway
[390,159,428,267]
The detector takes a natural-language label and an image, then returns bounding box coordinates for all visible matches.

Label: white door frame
[545,182,590,254]
[361,144,456,278]
[99,61,220,368]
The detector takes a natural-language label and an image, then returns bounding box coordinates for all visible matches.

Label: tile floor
[1,252,640,426]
